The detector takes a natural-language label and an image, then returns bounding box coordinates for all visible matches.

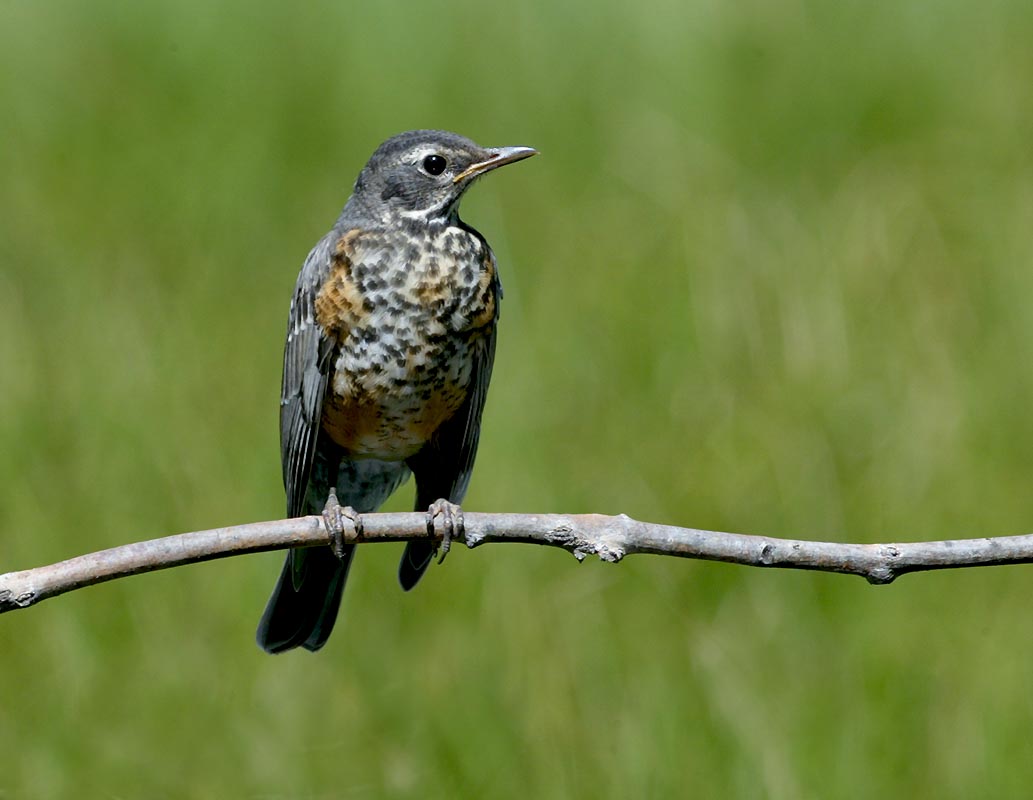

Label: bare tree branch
[3,512,1033,614]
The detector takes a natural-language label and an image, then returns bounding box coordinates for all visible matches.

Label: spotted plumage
[257,130,536,654]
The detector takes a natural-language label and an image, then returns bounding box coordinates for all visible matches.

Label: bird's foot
[322,488,362,560]
[426,499,464,565]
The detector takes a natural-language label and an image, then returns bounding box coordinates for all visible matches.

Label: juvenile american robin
[256,130,537,653]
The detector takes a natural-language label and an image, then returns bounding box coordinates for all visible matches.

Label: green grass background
[3,0,1033,796]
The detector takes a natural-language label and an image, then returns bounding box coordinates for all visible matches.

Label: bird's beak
[453,146,539,184]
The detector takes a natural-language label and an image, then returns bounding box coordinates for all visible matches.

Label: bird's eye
[422,154,447,176]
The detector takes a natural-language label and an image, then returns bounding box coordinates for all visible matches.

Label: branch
[3,512,1033,613]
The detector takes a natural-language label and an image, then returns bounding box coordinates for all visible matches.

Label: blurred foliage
[3,0,1033,796]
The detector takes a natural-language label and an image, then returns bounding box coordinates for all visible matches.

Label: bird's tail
[256,546,355,653]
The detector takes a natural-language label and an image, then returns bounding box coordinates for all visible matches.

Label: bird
[256,130,537,653]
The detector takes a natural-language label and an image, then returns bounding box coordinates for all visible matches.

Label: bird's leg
[426,499,464,564]
[322,488,363,560]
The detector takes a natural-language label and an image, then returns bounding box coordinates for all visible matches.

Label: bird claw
[322,488,362,560]
[426,499,464,565]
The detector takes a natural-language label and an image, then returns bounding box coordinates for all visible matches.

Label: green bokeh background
[3,0,1033,796]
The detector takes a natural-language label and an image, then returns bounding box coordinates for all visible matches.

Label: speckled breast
[314,224,497,460]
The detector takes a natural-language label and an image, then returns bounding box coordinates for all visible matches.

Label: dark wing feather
[280,237,337,518]
[443,322,498,502]
[258,233,346,654]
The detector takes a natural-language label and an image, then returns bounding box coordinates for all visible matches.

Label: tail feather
[398,540,435,591]
[256,546,355,654]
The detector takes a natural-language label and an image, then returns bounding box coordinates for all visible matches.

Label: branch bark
[3,512,1033,613]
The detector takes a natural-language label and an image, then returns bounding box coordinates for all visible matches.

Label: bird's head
[351,130,537,224]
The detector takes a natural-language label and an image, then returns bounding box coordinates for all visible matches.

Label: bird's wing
[260,231,367,654]
[442,320,498,502]
[280,233,338,518]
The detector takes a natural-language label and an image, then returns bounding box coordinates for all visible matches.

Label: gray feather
[279,234,337,518]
